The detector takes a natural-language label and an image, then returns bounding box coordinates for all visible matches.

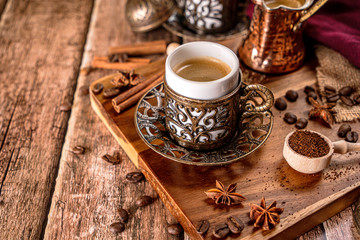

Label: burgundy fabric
[246,0,360,68]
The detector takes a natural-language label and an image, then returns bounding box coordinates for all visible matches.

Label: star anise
[111,70,143,88]
[205,180,246,206]
[308,97,336,127]
[249,197,284,231]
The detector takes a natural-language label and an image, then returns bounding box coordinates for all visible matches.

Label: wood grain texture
[0,0,93,239]
[44,0,181,239]
[90,62,360,240]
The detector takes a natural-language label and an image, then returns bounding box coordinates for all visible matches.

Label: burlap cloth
[315,45,360,122]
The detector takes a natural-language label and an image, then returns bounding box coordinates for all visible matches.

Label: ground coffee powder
[288,130,330,158]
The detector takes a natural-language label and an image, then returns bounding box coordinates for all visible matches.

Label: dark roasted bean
[339,86,354,96]
[117,208,129,223]
[126,172,144,183]
[324,85,336,94]
[92,83,104,94]
[103,87,121,98]
[304,86,315,94]
[167,224,183,235]
[326,93,340,103]
[213,223,230,239]
[60,102,72,112]
[345,131,358,143]
[337,124,351,138]
[284,112,297,124]
[196,220,210,235]
[226,216,244,234]
[306,91,318,104]
[135,195,152,207]
[275,98,287,111]
[353,94,360,104]
[109,222,125,234]
[102,153,121,165]
[79,86,89,96]
[285,90,298,102]
[340,95,354,106]
[71,145,85,155]
[295,118,308,129]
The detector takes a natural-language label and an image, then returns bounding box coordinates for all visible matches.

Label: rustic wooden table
[0,0,358,239]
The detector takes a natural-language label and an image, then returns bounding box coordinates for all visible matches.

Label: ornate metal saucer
[162,12,250,42]
[135,83,274,166]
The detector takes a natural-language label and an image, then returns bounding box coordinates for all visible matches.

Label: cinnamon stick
[112,69,165,106]
[91,57,147,70]
[108,40,167,56]
[112,75,164,113]
[93,56,151,63]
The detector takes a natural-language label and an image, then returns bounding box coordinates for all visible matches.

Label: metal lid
[125,0,176,32]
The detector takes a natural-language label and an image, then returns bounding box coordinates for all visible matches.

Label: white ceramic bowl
[165,41,239,100]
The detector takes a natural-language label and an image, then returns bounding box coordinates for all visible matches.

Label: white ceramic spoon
[283,130,360,174]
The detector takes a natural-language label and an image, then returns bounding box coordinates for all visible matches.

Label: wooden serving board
[90,63,360,240]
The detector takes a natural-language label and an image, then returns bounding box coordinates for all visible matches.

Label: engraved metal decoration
[184,0,238,34]
[163,10,249,42]
[165,82,240,151]
[125,0,176,32]
[135,83,274,166]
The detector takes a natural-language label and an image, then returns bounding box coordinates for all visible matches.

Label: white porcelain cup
[165,41,239,100]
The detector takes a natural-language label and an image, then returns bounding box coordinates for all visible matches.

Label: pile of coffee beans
[337,124,358,143]
[324,85,359,106]
[275,89,309,129]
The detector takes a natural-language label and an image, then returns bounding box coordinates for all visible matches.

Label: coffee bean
[338,124,351,138]
[103,87,121,98]
[295,118,308,129]
[167,224,183,235]
[126,172,144,183]
[117,208,129,223]
[226,216,244,234]
[285,90,298,102]
[339,86,354,96]
[79,86,89,96]
[284,112,297,124]
[275,98,287,110]
[306,91,318,104]
[71,145,85,155]
[324,85,336,94]
[135,195,152,207]
[213,223,230,239]
[92,83,104,94]
[326,93,340,103]
[353,94,360,104]
[196,220,210,235]
[304,86,315,94]
[340,95,354,106]
[102,153,121,165]
[60,102,72,112]
[345,131,358,143]
[109,222,125,234]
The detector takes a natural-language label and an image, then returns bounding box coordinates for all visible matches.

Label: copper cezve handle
[293,0,328,32]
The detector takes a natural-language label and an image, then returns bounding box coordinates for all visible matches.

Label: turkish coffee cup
[165,42,274,151]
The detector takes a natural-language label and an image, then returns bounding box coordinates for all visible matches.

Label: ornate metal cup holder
[162,12,250,41]
[135,83,274,166]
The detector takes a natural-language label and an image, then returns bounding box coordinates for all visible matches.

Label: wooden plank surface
[44,0,182,239]
[0,0,93,239]
[90,62,360,239]
[0,0,357,239]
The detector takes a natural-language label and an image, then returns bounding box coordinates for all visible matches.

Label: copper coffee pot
[239,0,327,74]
